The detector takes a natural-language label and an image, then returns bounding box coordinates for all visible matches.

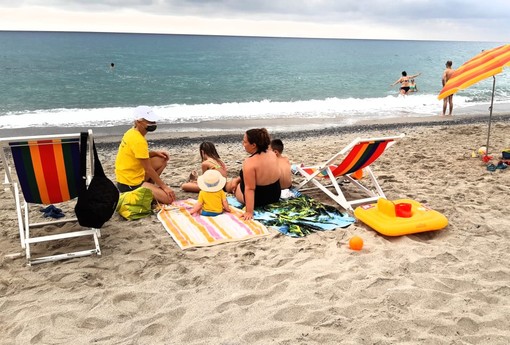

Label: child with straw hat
[189,170,231,217]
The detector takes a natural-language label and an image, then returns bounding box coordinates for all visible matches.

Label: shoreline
[1,112,509,148]
[85,113,510,151]
[1,101,509,142]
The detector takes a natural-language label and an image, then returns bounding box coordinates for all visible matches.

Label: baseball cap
[133,106,160,122]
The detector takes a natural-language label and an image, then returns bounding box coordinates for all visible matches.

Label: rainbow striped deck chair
[297,134,405,213]
[0,131,101,265]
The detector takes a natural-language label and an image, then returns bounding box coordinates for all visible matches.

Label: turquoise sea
[0,31,508,131]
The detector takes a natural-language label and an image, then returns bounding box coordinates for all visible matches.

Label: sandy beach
[1,116,510,344]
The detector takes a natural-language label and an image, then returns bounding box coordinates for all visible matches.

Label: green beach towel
[228,193,355,237]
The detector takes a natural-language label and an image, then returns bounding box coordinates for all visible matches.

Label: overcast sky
[1,1,509,42]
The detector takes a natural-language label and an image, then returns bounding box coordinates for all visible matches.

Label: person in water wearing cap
[189,169,231,217]
[115,106,176,204]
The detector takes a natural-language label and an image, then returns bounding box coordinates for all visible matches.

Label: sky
[0,1,509,42]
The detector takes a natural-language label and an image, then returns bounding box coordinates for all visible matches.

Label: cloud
[4,0,509,20]
[1,0,509,41]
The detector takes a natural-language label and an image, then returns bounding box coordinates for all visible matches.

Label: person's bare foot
[188,170,198,182]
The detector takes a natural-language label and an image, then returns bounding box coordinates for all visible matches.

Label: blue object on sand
[43,209,65,219]
[40,204,62,213]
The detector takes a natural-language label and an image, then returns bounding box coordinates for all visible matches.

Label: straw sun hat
[197,169,226,192]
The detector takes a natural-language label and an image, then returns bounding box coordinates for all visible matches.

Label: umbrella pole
[485,76,496,155]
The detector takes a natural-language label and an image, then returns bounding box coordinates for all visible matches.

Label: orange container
[395,203,412,218]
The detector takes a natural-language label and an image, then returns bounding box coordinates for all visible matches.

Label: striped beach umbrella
[438,44,510,155]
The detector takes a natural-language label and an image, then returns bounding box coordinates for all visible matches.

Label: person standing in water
[408,78,418,93]
[442,60,455,116]
[391,71,421,96]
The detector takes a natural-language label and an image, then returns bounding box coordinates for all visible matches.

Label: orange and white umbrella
[438,44,510,155]
[438,44,510,100]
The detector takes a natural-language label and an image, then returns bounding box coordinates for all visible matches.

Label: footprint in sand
[79,316,110,330]
[272,305,307,322]
[258,273,293,289]
[112,292,140,314]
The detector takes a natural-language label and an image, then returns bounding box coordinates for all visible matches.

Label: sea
[1,31,508,133]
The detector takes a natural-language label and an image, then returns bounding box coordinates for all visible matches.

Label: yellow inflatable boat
[354,198,448,236]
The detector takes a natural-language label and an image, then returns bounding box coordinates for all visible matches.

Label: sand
[1,118,510,344]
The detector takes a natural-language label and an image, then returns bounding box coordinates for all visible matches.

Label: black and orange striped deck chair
[1,131,101,265]
[297,134,405,212]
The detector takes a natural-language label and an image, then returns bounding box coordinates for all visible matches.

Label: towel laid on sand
[158,199,270,250]
[228,194,355,237]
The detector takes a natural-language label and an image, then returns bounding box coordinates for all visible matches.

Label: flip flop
[496,161,508,170]
[486,164,497,172]
[43,209,65,219]
[40,204,62,213]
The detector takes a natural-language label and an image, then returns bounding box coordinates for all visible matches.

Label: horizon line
[0,29,489,44]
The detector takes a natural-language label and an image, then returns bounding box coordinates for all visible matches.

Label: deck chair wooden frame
[297,134,405,213]
[1,130,100,265]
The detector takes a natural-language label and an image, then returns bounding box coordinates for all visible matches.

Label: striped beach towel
[158,199,271,250]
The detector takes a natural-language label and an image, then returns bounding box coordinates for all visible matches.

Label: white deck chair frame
[1,130,101,265]
[297,134,405,213]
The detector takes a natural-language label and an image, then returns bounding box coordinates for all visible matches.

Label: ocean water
[1,31,508,131]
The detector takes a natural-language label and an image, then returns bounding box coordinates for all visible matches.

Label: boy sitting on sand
[270,139,292,189]
[189,169,231,217]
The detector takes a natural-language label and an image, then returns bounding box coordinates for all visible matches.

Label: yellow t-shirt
[198,189,226,214]
[115,128,149,186]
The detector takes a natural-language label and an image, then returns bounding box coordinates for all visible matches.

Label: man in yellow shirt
[115,106,175,204]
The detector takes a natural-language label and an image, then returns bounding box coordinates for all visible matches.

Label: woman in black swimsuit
[233,128,281,220]
[391,71,421,96]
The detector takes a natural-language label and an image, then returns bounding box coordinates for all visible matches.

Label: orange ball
[349,236,364,251]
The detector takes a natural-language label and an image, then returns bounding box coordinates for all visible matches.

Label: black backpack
[75,132,119,228]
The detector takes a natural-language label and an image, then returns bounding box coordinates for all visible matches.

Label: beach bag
[502,149,510,159]
[75,132,119,228]
[116,187,153,220]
